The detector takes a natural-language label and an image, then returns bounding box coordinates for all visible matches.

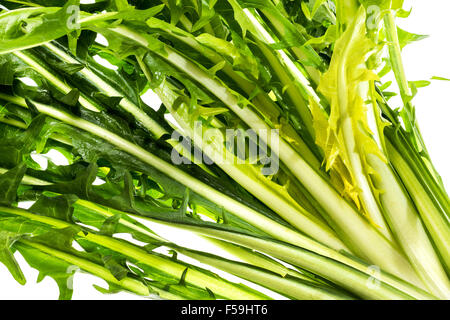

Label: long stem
[0,167,52,186]
[334,15,392,240]
[242,7,319,139]
[133,214,435,300]
[4,92,428,294]
[368,154,450,298]
[79,12,119,26]
[367,85,450,298]
[42,43,166,138]
[154,80,346,251]
[76,199,324,285]
[145,19,321,168]
[3,94,347,265]
[12,51,101,112]
[258,8,323,84]
[177,248,354,300]
[2,160,319,293]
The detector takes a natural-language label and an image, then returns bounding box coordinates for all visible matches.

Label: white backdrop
[0,0,449,299]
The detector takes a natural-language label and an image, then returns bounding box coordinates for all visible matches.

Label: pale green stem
[1,206,265,300]
[155,82,346,251]
[368,154,450,299]
[178,249,353,300]
[386,140,450,274]
[335,17,393,240]
[17,240,149,296]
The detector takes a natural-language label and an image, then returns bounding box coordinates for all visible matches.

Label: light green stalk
[1,206,266,300]
[145,18,321,168]
[386,140,450,274]
[132,214,435,300]
[4,93,427,294]
[368,154,450,299]
[0,167,52,186]
[2,94,348,265]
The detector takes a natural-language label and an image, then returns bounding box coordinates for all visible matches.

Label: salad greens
[0,0,448,300]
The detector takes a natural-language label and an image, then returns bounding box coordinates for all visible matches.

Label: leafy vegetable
[0,0,448,300]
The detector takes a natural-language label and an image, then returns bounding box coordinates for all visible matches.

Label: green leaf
[115,4,165,21]
[30,194,79,222]
[99,214,121,236]
[58,88,80,107]
[31,226,81,252]
[0,163,27,206]
[396,8,412,18]
[48,163,97,199]
[0,1,80,54]
[92,282,123,295]
[313,7,388,232]
[0,230,26,285]
[311,0,328,18]
[0,56,15,85]
[397,27,428,50]
[101,254,128,281]
[195,32,259,79]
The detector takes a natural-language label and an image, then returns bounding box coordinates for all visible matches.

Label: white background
[0,0,449,299]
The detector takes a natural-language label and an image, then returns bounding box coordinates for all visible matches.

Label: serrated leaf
[0,163,27,206]
[58,89,80,107]
[0,1,83,54]
[15,242,75,300]
[102,254,128,281]
[314,7,386,225]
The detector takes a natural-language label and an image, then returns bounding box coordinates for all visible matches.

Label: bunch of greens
[0,0,448,300]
